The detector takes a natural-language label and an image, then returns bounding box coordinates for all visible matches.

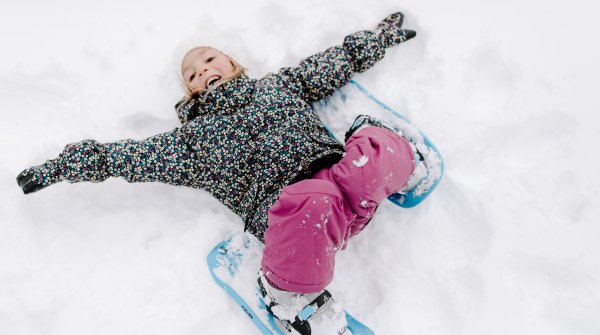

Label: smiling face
[181,47,235,94]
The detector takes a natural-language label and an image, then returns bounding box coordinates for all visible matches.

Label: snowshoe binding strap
[257,275,333,335]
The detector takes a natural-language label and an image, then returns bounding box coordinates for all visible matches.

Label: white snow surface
[2,1,600,334]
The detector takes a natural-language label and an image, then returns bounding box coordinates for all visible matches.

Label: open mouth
[206,75,221,89]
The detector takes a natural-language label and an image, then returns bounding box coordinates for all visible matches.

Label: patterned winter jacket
[28,29,397,240]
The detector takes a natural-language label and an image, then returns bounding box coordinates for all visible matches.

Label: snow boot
[345,114,428,195]
[257,271,349,335]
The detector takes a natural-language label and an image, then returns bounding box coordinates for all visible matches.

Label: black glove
[17,157,62,194]
[375,12,417,48]
[17,139,110,194]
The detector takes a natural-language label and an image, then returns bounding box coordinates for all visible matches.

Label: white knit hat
[172,22,252,81]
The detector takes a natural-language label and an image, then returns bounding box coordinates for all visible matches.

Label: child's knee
[335,126,415,207]
[347,126,408,156]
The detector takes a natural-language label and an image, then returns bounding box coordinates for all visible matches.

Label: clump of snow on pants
[352,155,369,167]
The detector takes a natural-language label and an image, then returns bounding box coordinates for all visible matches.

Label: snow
[352,155,369,168]
[2,0,600,334]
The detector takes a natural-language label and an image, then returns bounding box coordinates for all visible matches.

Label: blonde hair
[181,50,247,98]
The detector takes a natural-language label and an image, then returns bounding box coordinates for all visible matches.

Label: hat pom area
[172,21,254,83]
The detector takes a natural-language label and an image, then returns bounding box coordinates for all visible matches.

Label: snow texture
[2,1,600,334]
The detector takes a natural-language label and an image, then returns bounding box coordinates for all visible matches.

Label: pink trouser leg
[262,127,415,293]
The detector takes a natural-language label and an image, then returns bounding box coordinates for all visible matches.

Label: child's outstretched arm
[279,12,415,103]
[16,129,201,194]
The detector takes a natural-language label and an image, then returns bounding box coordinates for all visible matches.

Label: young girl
[17,12,420,335]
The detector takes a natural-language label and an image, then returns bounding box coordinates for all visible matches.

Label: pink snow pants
[262,127,416,293]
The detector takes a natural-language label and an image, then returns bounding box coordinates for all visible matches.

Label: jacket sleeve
[278,30,386,103]
[58,128,202,188]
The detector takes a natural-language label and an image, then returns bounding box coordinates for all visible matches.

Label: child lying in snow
[17,12,421,335]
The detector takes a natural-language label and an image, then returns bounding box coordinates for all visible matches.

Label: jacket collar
[176,75,256,123]
[199,75,256,115]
